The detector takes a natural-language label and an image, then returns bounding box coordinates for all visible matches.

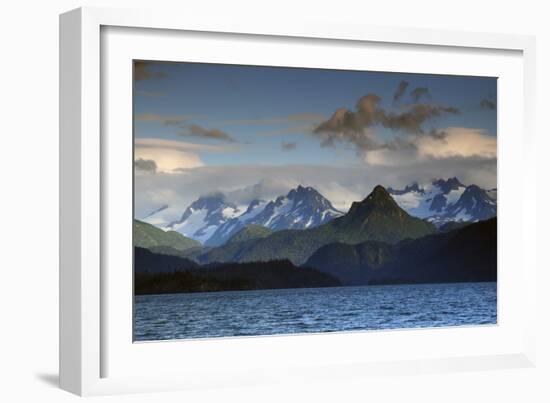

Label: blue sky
[133,60,497,216]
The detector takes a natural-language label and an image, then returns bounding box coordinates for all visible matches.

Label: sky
[134,60,497,220]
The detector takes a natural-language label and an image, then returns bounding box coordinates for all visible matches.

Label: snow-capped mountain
[388,177,465,219]
[443,184,497,222]
[169,185,343,246]
[249,185,343,231]
[206,199,268,246]
[166,194,242,244]
[388,177,496,226]
[206,185,343,246]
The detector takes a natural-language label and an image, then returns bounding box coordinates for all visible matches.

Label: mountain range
[134,183,497,291]
[388,177,497,226]
[164,185,343,246]
[195,186,436,265]
[142,178,496,247]
[164,194,242,244]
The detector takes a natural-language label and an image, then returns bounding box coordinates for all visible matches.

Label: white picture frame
[59,6,537,396]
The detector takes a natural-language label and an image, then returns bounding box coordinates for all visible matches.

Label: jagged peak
[246,198,265,208]
[432,177,464,192]
[189,192,239,211]
[288,184,318,197]
[281,185,340,211]
[195,192,226,202]
[371,185,390,197]
[388,181,426,195]
[347,185,400,216]
[459,184,488,199]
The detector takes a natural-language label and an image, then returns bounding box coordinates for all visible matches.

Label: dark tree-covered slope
[134,219,201,253]
[305,218,497,285]
[134,255,340,295]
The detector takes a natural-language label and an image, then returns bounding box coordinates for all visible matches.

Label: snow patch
[222,206,241,219]
[446,187,465,205]
[170,208,208,237]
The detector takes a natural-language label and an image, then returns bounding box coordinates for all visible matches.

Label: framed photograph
[60,7,537,396]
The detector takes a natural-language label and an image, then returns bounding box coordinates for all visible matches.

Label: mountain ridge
[134,247,341,294]
[169,185,343,246]
[165,194,242,244]
[226,224,273,244]
[197,185,436,265]
[388,177,496,226]
[133,219,201,253]
[305,217,497,285]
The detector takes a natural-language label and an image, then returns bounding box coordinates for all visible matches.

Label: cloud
[428,128,448,140]
[410,87,430,102]
[180,124,236,142]
[224,113,325,126]
[313,92,459,149]
[480,98,496,110]
[135,160,497,218]
[134,61,168,81]
[314,94,385,137]
[135,113,191,126]
[134,165,371,216]
[286,113,325,122]
[317,127,383,150]
[393,80,409,103]
[135,148,203,174]
[281,141,297,151]
[222,114,324,136]
[134,158,157,174]
[259,124,317,136]
[135,138,232,153]
[135,114,234,142]
[416,127,496,160]
[382,104,459,133]
[135,112,236,142]
[225,178,299,205]
[134,138,236,174]
[362,127,496,166]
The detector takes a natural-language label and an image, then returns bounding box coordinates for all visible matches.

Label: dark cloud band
[393,80,409,103]
[182,124,236,142]
[313,92,459,152]
[134,158,157,173]
[281,141,297,151]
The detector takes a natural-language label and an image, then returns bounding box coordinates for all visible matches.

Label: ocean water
[134,282,497,341]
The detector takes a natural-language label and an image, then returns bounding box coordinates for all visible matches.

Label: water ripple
[134,282,497,341]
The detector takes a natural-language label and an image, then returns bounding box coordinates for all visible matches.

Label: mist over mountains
[141,178,496,246]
